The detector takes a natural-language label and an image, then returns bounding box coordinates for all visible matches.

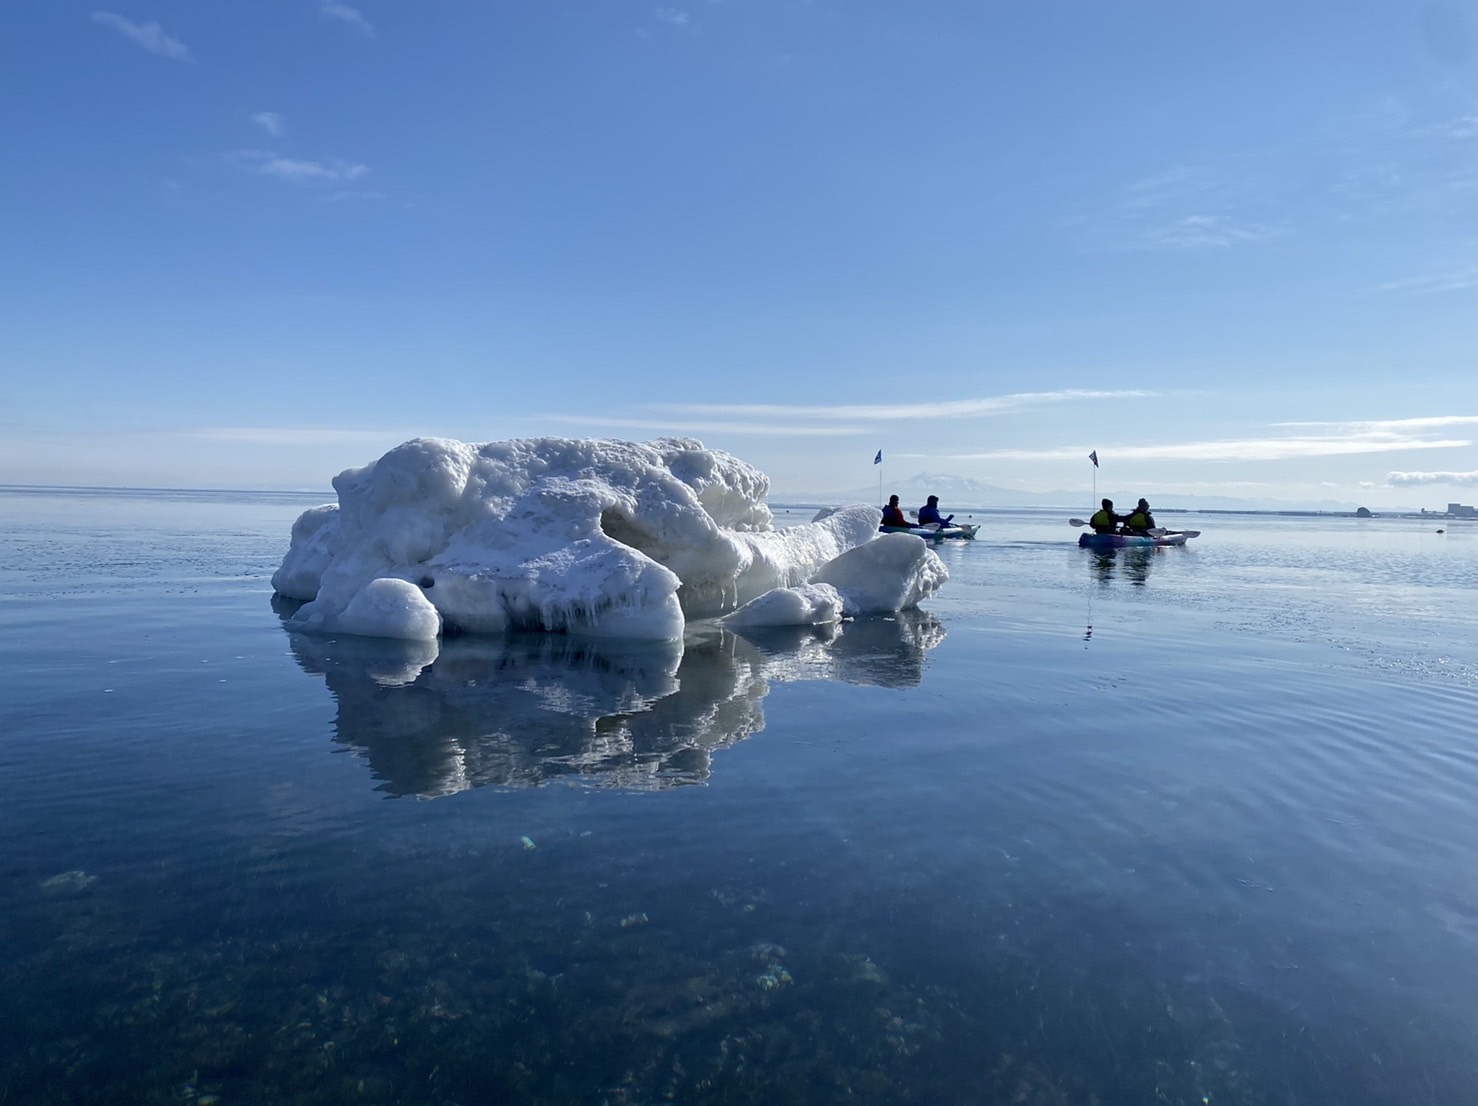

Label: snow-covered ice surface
[273,437,947,641]
[721,583,844,630]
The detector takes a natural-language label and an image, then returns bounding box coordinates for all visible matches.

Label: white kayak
[881,524,979,541]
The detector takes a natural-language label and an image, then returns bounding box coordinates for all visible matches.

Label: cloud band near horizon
[940,416,1476,464]
[1387,469,1478,487]
[650,389,1155,422]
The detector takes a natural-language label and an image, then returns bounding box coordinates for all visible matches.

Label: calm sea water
[1,486,1473,1106]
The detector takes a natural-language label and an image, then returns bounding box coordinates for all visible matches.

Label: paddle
[1068,518,1089,527]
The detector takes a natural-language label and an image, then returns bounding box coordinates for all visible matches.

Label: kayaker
[1089,498,1123,534]
[917,495,954,528]
[881,495,910,528]
[1123,498,1157,535]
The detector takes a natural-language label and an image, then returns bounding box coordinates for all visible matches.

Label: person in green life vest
[880,495,910,528]
[1089,498,1123,534]
[1122,498,1157,535]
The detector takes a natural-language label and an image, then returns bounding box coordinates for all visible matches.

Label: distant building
[1447,503,1477,519]
[1355,506,1373,518]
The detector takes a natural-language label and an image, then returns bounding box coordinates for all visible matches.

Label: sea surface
[1,486,1474,1106]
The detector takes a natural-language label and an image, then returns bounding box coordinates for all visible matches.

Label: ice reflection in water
[279,606,945,797]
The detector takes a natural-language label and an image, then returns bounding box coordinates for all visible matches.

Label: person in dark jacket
[1088,498,1123,534]
[881,495,910,528]
[1122,498,1157,534]
[916,495,954,528]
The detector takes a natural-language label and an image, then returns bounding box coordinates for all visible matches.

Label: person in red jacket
[880,495,909,528]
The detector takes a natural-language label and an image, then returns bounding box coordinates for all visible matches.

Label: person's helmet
[927,495,939,504]
[1102,498,1113,509]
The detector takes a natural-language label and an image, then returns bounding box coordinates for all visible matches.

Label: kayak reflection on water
[1089,547,1156,587]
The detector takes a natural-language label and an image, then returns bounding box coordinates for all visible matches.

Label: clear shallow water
[1,488,1474,1106]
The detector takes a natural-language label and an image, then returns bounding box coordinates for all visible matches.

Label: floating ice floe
[273,436,947,641]
[721,582,844,629]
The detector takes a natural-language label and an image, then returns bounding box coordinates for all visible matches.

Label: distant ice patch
[273,436,946,641]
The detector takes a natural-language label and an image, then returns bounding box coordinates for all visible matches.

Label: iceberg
[272,436,947,642]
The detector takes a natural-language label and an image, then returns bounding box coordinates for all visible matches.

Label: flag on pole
[874,450,883,465]
[1089,450,1098,468]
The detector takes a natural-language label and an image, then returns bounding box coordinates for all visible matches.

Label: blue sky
[2,1,1474,507]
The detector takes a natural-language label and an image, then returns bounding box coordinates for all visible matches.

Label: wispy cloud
[260,157,368,184]
[227,149,371,186]
[1418,115,1477,140]
[1374,267,1477,295]
[1387,469,1478,487]
[183,427,406,445]
[318,0,374,36]
[543,390,1152,438]
[91,11,192,61]
[1319,102,1478,223]
[251,111,284,137]
[542,390,1150,438]
[1121,166,1221,211]
[943,416,1476,464]
[324,189,386,202]
[652,390,1154,422]
[1093,165,1282,251]
[1147,214,1279,249]
[1099,102,1474,253]
[1273,416,1478,431]
[655,8,691,27]
[542,415,864,437]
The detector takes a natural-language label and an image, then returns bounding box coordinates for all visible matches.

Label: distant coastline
[770,500,1471,522]
[4,484,1470,522]
[0,483,333,498]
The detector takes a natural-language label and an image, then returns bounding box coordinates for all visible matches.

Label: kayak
[1078,531,1189,549]
[882,524,979,541]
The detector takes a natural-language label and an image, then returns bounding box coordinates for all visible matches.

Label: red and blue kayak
[1078,531,1192,549]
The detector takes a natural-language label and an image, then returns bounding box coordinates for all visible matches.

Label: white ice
[273,436,947,641]
[721,583,845,629]
[811,532,950,614]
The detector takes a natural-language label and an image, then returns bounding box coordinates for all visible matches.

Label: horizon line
[0,482,1451,516]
